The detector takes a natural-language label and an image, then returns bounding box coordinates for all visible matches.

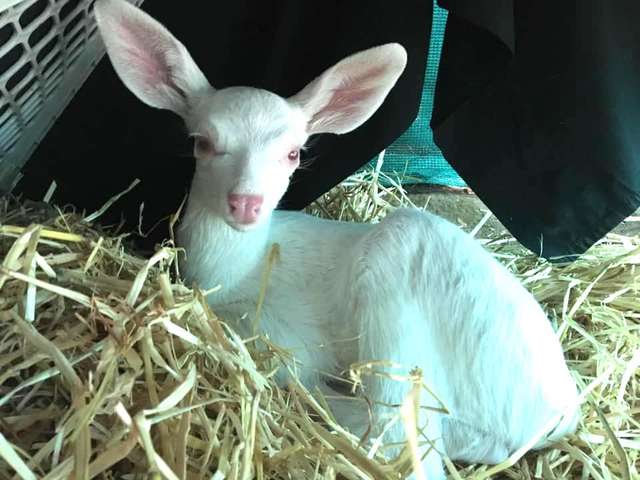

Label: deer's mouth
[225,216,262,232]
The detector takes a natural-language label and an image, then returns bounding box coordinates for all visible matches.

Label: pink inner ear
[311,83,381,128]
[112,16,177,92]
[328,86,380,111]
[309,64,392,131]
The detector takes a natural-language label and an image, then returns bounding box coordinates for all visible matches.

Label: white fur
[95,1,580,477]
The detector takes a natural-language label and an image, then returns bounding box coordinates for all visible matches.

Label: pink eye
[193,136,216,157]
[288,150,300,162]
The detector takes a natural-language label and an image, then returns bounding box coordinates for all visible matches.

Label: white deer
[95,0,580,477]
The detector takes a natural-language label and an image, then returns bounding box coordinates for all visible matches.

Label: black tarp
[13,0,640,260]
[433,0,640,259]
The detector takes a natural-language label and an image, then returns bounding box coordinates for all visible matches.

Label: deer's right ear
[94,0,211,117]
[289,43,407,136]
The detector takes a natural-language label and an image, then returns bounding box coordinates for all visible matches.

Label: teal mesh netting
[369,1,465,187]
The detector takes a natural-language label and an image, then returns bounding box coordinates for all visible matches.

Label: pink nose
[227,194,264,224]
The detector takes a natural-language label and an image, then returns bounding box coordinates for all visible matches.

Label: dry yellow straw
[0,165,638,478]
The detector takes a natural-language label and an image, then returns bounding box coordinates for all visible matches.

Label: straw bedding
[0,168,638,479]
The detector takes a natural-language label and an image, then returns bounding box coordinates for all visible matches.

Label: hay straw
[42,182,56,205]
[0,165,638,479]
[83,178,140,223]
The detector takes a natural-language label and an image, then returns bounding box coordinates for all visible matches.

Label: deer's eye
[288,150,300,163]
[193,136,217,158]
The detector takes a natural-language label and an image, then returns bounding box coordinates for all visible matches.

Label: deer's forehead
[194,87,308,149]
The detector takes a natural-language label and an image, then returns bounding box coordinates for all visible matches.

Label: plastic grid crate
[0,0,143,192]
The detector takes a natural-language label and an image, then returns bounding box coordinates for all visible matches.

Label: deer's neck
[178,198,272,296]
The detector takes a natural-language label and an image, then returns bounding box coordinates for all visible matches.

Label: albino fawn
[95,0,580,477]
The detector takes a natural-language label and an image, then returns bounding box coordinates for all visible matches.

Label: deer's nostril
[227,193,264,224]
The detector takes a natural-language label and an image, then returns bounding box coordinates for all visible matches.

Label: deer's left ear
[288,43,407,135]
[94,0,211,117]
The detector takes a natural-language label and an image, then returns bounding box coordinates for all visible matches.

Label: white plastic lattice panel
[0,0,143,192]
